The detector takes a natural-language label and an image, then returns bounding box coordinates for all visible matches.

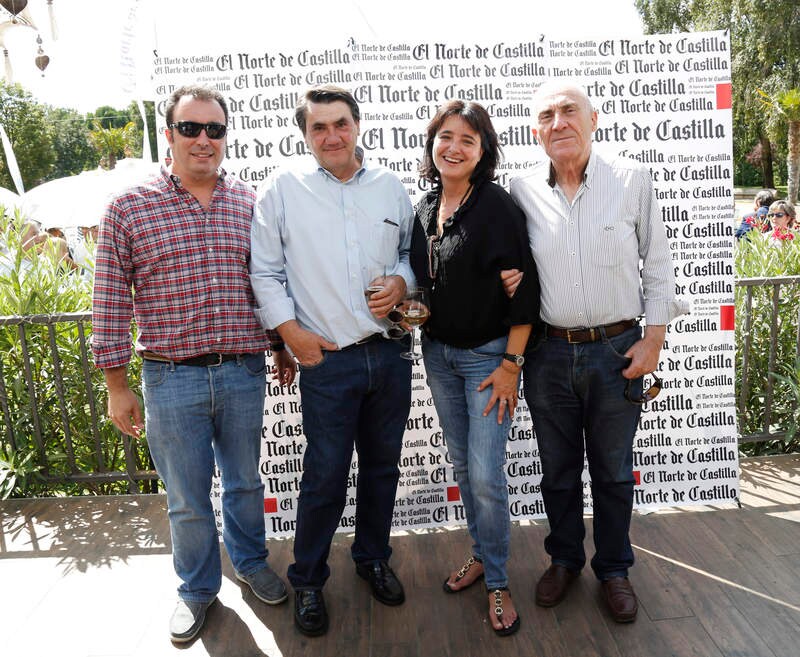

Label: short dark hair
[165,85,228,126]
[295,85,360,135]
[755,189,775,208]
[419,100,501,187]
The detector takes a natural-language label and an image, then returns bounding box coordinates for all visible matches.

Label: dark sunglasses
[427,234,440,280]
[625,375,663,405]
[386,306,408,339]
[169,121,227,140]
[767,212,787,219]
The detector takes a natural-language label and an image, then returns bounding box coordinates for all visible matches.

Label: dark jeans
[523,326,643,580]
[287,337,412,590]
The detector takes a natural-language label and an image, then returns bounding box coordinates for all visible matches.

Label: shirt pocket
[367,219,400,270]
[590,219,631,268]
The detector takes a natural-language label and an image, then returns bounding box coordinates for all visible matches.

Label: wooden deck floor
[3,454,800,657]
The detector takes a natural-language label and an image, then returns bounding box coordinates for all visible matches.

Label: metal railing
[1,278,798,495]
[0,312,158,494]
[736,275,800,444]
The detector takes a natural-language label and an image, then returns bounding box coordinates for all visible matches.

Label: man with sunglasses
[503,81,686,623]
[92,85,294,643]
[250,85,414,637]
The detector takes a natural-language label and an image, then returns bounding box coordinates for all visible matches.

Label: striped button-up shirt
[510,150,686,328]
[92,167,277,369]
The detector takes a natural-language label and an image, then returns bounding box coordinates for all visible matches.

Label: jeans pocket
[141,360,168,388]
[604,327,641,363]
[241,352,267,376]
[298,351,329,371]
[468,335,506,358]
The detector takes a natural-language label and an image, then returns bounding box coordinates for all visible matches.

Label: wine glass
[400,287,430,361]
[364,265,387,301]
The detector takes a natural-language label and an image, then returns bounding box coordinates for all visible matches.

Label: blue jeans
[422,334,512,590]
[288,337,412,590]
[523,326,643,580]
[142,353,268,603]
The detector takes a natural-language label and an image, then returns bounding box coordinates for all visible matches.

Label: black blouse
[410,180,540,349]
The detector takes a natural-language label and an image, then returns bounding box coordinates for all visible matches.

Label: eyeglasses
[625,375,663,405]
[767,212,787,219]
[169,121,227,140]
[427,234,440,279]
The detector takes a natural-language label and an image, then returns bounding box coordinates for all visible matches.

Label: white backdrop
[152,30,738,537]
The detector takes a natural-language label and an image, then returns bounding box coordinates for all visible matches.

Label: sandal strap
[454,556,479,581]
[492,588,507,616]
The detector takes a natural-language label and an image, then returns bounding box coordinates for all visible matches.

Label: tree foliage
[0,81,55,191]
[88,120,137,170]
[635,0,800,189]
[46,107,99,179]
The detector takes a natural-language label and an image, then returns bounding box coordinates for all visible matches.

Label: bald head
[531,80,598,171]
[532,81,594,116]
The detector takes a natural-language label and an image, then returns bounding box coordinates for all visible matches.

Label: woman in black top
[410,100,539,637]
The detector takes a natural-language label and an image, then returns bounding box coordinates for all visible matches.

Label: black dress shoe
[356,560,405,606]
[294,589,328,637]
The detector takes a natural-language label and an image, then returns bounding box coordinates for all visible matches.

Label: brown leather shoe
[535,564,579,607]
[601,577,638,623]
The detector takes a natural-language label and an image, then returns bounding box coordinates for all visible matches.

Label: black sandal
[442,556,484,594]
[491,588,521,637]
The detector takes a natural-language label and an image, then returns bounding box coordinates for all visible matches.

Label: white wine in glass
[400,287,429,360]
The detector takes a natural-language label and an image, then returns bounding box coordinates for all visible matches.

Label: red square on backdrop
[633,470,641,486]
[720,305,735,330]
[716,83,732,109]
[447,486,460,502]
[263,498,278,513]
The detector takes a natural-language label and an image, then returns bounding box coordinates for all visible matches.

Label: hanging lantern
[34,34,47,75]
[0,1,28,22]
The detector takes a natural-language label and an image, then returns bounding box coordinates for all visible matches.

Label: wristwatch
[503,353,525,367]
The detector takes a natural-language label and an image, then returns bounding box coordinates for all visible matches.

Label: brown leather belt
[545,319,638,343]
[141,351,240,367]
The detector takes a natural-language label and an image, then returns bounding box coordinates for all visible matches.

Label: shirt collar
[315,147,367,183]
[546,150,596,189]
[162,165,228,191]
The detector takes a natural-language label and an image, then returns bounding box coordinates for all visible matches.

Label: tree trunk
[759,130,774,189]
[788,120,800,205]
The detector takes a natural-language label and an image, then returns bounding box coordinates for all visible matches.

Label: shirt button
[570,251,576,256]
[217,337,222,342]
[578,312,584,317]
[212,277,218,284]
[574,282,579,287]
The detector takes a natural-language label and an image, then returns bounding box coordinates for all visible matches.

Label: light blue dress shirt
[250,153,415,348]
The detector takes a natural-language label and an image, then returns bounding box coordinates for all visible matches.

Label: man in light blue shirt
[250,85,414,637]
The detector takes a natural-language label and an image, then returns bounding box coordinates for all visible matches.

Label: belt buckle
[209,353,223,367]
[566,329,580,344]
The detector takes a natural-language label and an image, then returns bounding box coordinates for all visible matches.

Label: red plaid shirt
[92,168,278,368]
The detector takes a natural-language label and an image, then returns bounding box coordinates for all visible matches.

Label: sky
[2,0,645,113]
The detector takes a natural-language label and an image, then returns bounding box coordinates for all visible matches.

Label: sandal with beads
[491,588,521,637]
[442,556,484,594]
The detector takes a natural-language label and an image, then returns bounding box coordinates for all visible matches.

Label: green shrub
[735,230,800,455]
[0,210,150,497]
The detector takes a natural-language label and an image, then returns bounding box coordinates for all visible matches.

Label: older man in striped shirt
[92,85,294,643]
[507,81,685,624]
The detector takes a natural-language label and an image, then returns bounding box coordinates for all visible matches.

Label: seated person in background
[735,190,774,239]
[766,200,797,242]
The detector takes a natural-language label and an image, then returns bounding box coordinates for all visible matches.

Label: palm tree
[759,89,800,204]
[88,120,137,170]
